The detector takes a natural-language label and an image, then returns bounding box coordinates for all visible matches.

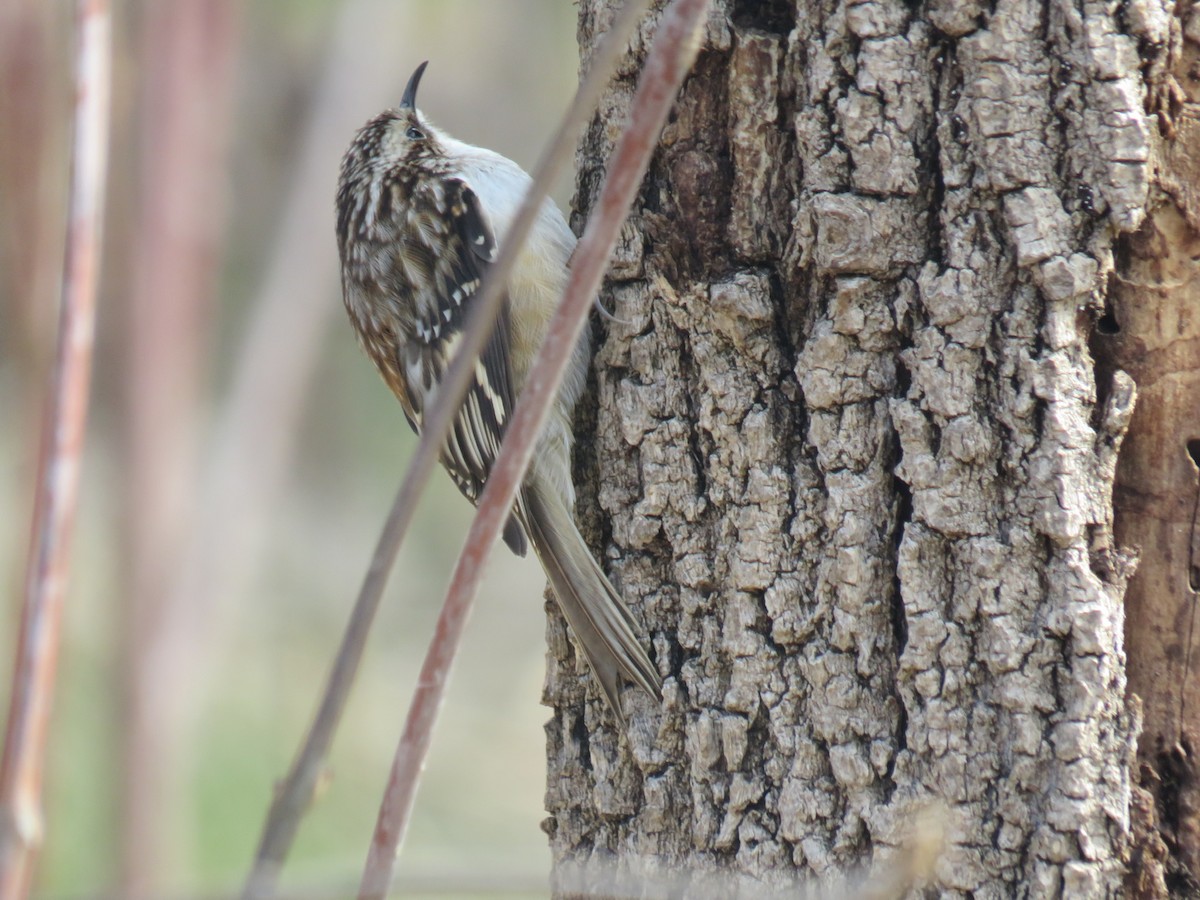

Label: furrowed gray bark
[548,0,1179,895]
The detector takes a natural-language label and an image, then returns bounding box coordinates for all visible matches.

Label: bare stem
[357,1,710,897]
[239,2,655,897]
[0,2,111,897]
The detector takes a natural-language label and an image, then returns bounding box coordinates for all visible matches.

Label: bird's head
[346,61,448,172]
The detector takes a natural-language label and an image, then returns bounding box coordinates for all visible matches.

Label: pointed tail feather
[520,478,660,728]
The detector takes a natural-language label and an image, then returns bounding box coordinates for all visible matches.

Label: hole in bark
[688,425,708,498]
[895,357,912,395]
[893,703,908,758]
[890,426,912,658]
[1167,868,1200,897]
[886,447,910,795]
[1158,744,1187,831]
[571,710,592,771]
[731,0,792,32]
[1097,310,1120,335]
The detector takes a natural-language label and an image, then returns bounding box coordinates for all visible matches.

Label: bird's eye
[406,126,425,140]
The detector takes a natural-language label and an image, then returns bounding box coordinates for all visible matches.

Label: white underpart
[439,131,588,509]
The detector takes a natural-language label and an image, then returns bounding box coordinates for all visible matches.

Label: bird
[335,61,661,730]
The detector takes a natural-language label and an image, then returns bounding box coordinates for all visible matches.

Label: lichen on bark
[546,0,1159,895]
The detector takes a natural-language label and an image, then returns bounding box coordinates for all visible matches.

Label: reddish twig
[0,2,111,897]
[240,2,654,897]
[357,1,710,896]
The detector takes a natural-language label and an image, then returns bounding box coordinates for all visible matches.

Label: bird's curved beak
[400,61,429,111]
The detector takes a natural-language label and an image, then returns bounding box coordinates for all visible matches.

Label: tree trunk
[548,0,1184,895]
[1099,10,1200,897]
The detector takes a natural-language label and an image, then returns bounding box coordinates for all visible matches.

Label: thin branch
[0,1,111,897]
[357,1,710,897]
[240,1,654,896]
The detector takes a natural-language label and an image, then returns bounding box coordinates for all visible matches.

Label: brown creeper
[336,62,661,728]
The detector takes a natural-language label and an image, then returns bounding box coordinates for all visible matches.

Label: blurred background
[1,0,578,896]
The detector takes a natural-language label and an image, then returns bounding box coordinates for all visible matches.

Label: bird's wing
[396,177,527,555]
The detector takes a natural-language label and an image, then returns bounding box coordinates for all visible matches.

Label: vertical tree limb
[0,1,110,895]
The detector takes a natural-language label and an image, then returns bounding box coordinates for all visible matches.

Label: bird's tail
[519,476,661,729]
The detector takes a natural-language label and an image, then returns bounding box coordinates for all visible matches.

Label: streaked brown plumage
[336,62,661,729]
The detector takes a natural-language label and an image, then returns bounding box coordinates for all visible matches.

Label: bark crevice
[548,0,1159,894]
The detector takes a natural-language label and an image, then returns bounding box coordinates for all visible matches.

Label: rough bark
[547,0,1164,895]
